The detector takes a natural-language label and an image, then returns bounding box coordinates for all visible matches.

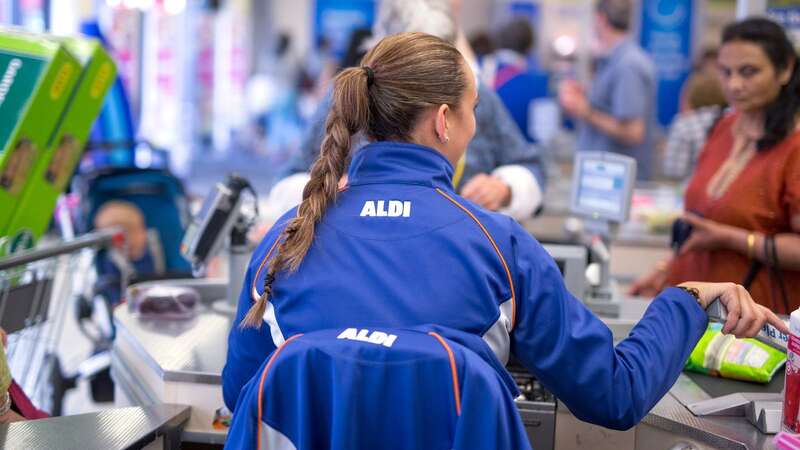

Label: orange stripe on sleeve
[435,188,517,328]
[429,332,462,416]
[256,334,304,450]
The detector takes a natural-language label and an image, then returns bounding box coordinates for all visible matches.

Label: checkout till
[110,152,793,449]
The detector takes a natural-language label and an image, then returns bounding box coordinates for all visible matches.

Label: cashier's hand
[678,213,737,255]
[461,174,511,211]
[679,281,790,338]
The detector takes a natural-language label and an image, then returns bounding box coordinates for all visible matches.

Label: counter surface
[115,305,230,384]
[644,392,775,450]
[113,279,779,449]
[641,371,783,450]
[0,404,190,450]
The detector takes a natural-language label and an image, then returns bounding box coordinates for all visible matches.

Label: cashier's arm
[584,110,646,147]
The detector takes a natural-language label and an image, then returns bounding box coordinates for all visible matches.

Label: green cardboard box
[3,36,115,250]
[0,28,80,251]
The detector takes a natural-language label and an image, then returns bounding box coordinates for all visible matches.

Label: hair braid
[241,68,369,328]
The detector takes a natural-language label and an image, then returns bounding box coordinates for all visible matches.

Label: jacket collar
[346,141,455,190]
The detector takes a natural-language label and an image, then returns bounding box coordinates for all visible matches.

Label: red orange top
[666,112,800,313]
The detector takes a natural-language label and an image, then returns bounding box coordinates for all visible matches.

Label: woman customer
[630,18,800,314]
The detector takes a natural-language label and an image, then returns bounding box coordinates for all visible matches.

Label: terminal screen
[576,159,627,218]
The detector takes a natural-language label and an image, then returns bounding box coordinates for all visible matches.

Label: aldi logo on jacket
[336,328,399,347]
[359,200,411,217]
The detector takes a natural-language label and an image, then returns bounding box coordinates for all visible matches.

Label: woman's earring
[444,135,450,143]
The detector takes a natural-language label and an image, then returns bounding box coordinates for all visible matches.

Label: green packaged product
[3,35,115,248]
[685,323,786,383]
[0,28,80,246]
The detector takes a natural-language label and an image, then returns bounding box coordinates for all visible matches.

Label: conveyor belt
[0,404,190,450]
[686,368,784,398]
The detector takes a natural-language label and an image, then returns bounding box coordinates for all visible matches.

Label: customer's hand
[678,213,736,255]
[678,281,790,338]
[461,174,511,211]
[627,268,668,297]
[558,80,589,119]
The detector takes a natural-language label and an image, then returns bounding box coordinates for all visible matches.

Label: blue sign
[767,3,800,46]
[639,0,694,127]
[508,1,541,24]
[314,0,376,60]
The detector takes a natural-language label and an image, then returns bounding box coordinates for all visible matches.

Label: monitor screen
[571,152,636,223]
[576,160,627,216]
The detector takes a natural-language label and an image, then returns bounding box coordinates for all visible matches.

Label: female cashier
[223,32,785,430]
[630,18,800,314]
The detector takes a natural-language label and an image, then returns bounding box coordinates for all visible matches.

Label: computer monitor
[570,152,636,224]
[542,243,587,298]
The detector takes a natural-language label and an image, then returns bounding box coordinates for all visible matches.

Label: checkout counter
[110,156,786,449]
[111,285,785,449]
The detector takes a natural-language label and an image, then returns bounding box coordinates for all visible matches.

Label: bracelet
[0,391,11,417]
[676,286,703,308]
[747,232,756,259]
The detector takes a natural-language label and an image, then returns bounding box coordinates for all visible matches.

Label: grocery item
[0,28,80,250]
[783,308,800,432]
[130,285,199,320]
[685,323,786,384]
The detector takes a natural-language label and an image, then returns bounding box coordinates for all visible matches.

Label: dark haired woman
[630,18,800,314]
[223,32,783,434]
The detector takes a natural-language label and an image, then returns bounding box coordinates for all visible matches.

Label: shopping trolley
[0,229,128,416]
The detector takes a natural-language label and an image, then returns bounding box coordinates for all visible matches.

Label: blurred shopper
[340,27,373,72]
[264,0,546,225]
[468,31,494,63]
[482,17,550,143]
[662,71,728,179]
[629,18,800,314]
[694,47,720,77]
[297,37,338,123]
[559,0,657,180]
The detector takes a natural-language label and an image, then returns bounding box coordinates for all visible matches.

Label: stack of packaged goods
[0,28,116,255]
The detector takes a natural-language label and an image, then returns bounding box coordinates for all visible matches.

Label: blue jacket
[225,326,532,450]
[223,141,708,430]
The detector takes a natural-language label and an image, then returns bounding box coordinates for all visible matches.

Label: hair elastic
[362,66,374,87]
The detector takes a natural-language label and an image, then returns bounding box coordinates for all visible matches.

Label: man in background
[559,0,657,180]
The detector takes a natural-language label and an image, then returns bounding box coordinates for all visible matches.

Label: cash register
[569,151,637,316]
